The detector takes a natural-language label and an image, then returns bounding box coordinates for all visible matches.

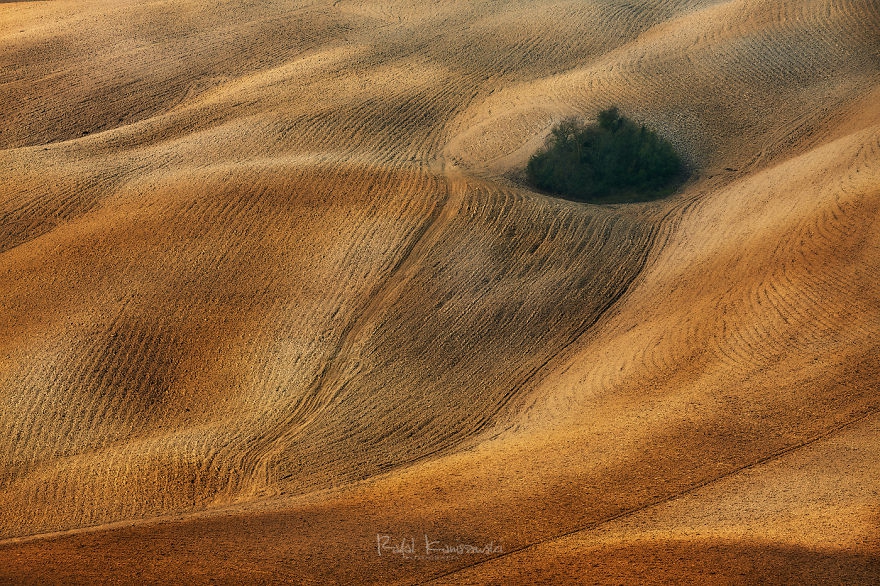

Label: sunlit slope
[0,0,879,582]
[450,416,880,584]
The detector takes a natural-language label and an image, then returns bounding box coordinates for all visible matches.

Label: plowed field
[1,0,878,583]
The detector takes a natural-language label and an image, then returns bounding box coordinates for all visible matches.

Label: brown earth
[0,0,879,583]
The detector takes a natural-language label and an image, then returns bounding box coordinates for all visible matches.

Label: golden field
[0,0,878,582]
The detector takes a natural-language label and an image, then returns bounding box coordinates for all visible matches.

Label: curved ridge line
[415,403,880,585]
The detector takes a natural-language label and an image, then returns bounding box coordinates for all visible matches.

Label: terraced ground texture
[0,0,878,583]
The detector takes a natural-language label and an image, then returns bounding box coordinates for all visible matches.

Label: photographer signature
[376,534,503,558]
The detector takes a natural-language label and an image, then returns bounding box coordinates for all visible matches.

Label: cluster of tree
[526,107,688,203]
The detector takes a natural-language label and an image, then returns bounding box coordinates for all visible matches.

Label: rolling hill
[1,0,878,583]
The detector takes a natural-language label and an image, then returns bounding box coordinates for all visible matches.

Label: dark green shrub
[526,107,688,203]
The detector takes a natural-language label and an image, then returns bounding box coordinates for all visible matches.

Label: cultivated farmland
[1,0,879,582]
